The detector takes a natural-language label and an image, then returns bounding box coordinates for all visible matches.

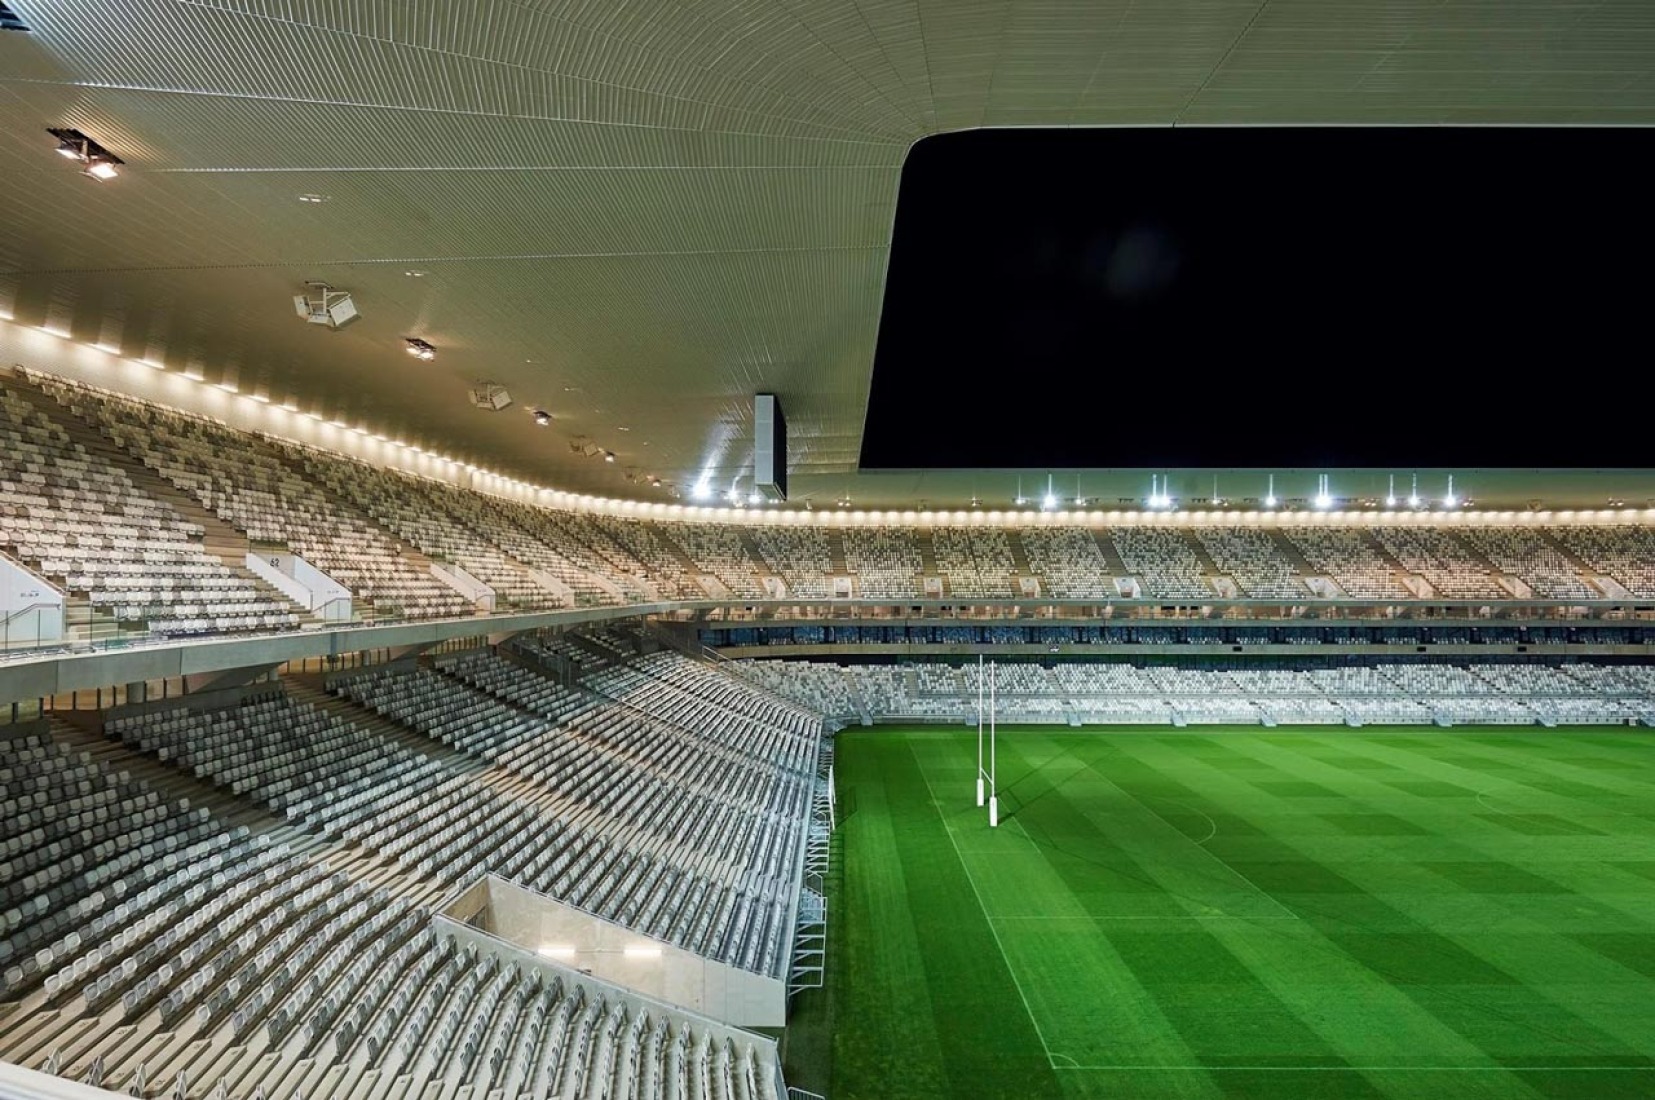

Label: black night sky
[859,128,1653,470]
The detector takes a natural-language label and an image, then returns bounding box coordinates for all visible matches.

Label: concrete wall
[0,555,64,648]
[447,875,787,1029]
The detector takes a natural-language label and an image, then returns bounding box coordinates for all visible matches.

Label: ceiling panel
[2,0,1652,506]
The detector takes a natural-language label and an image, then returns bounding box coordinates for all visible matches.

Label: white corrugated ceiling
[1,0,1652,506]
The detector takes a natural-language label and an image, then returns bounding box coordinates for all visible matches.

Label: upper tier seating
[1018,527,1113,598]
[1369,527,1507,600]
[36,377,470,621]
[842,529,921,599]
[664,524,767,598]
[585,516,705,598]
[1195,527,1306,598]
[0,386,298,635]
[494,500,654,602]
[14,373,1655,644]
[404,477,622,606]
[1457,528,1596,600]
[749,526,835,598]
[1554,525,1655,597]
[931,527,1016,598]
[279,444,562,612]
[1281,527,1414,599]
[1112,528,1210,598]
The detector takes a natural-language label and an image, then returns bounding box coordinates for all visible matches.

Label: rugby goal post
[975,655,998,827]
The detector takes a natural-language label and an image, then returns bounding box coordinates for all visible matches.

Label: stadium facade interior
[5,3,1655,1100]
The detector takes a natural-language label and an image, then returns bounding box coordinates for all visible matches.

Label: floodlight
[404,338,436,361]
[294,283,360,329]
[468,383,513,411]
[532,409,552,427]
[1313,474,1333,509]
[47,128,123,181]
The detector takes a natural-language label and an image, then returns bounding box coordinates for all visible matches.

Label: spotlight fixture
[292,282,360,329]
[404,337,436,361]
[691,479,712,501]
[1314,474,1333,510]
[603,451,616,464]
[532,409,552,427]
[47,128,123,181]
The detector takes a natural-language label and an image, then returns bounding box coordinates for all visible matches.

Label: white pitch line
[913,749,1062,1068]
[1050,1064,1655,1073]
[992,914,1303,921]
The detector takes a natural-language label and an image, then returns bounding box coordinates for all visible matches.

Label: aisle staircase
[912,530,946,597]
[1090,529,1131,576]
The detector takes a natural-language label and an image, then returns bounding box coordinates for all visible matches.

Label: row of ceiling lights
[16,324,1653,518]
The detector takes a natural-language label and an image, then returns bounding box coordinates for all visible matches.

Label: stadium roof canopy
[2,0,1653,510]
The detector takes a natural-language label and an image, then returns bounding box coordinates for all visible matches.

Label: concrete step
[734,529,779,580]
[823,528,849,574]
[1005,530,1033,575]
[1090,529,1131,575]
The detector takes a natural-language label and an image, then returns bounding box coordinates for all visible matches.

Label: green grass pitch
[795,725,1655,1099]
